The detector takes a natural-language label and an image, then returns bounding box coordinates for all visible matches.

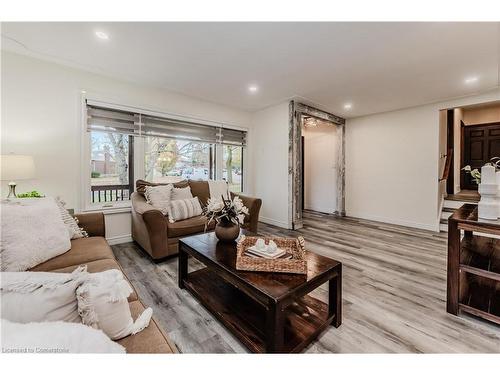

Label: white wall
[346,88,500,231]
[249,102,290,228]
[1,51,251,243]
[303,121,338,213]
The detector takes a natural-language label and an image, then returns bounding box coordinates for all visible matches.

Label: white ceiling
[2,22,500,118]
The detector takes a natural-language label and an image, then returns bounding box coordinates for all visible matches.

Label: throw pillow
[168,197,203,223]
[1,319,125,354]
[0,266,89,323]
[55,197,88,239]
[208,180,230,201]
[136,179,189,196]
[0,197,71,271]
[171,186,193,201]
[144,184,173,215]
[76,269,153,340]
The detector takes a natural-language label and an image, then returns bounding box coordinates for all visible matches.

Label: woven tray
[235,235,307,274]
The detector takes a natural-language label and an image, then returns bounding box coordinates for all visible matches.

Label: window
[90,131,133,203]
[84,100,247,210]
[144,137,215,183]
[223,145,243,192]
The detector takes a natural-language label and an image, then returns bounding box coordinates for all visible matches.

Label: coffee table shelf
[183,267,333,353]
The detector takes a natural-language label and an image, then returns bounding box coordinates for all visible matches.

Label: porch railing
[91,184,132,203]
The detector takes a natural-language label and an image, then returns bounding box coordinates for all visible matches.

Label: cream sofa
[28,212,176,354]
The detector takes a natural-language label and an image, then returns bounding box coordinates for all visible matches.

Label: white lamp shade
[0,155,35,181]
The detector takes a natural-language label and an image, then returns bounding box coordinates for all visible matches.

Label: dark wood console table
[447,204,500,325]
[178,231,342,353]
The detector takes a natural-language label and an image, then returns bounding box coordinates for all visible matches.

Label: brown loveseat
[29,212,176,354]
[132,179,262,260]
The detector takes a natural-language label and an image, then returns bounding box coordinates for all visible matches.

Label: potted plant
[204,195,249,242]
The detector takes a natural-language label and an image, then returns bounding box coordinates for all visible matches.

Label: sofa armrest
[131,192,169,259]
[74,212,105,237]
[230,192,262,233]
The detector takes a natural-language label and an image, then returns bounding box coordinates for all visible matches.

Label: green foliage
[91,171,101,178]
[462,165,481,184]
[17,190,44,198]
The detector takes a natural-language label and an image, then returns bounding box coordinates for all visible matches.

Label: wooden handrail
[439,148,453,182]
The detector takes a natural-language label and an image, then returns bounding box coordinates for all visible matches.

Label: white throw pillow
[1,319,125,354]
[76,269,153,340]
[55,197,88,239]
[171,186,193,201]
[208,180,230,201]
[0,197,71,271]
[144,184,173,215]
[168,197,203,223]
[0,266,88,323]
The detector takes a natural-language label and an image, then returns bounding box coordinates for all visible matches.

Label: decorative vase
[215,222,240,242]
[478,164,498,220]
[496,171,500,218]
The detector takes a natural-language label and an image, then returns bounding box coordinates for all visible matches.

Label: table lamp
[0,154,35,198]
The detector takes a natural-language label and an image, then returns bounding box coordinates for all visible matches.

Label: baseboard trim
[304,205,335,214]
[347,212,439,232]
[106,234,133,245]
[259,216,290,229]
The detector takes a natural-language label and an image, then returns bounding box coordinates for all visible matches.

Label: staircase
[439,192,479,232]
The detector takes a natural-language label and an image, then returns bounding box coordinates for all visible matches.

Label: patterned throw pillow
[171,186,193,201]
[55,198,88,239]
[168,197,202,223]
[144,184,173,215]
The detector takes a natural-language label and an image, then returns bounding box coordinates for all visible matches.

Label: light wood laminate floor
[112,211,500,353]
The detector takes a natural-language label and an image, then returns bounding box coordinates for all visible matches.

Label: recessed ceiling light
[248,85,258,93]
[95,31,109,40]
[344,103,353,110]
[465,76,479,84]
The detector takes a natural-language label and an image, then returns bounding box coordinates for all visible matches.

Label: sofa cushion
[189,180,210,205]
[48,259,138,302]
[167,215,215,238]
[116,301,175,353]
[29,237,115,272]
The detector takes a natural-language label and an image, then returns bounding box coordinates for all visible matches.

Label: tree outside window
[144,137,213,183]
[223,145,243,192]
[90,131,132,202]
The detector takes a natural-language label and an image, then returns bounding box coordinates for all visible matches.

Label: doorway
[301,116,339,214]
[462,122,500,190]
[438,100,500,205]
[288,101,345,230]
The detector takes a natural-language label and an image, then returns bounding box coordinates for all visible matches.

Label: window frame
[222,144,244,193]
[80,93,248,212]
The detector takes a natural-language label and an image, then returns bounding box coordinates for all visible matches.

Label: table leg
[329,267,342,327]
[178,246,188,289]
[447,220,460,314]
[265,303,284,353]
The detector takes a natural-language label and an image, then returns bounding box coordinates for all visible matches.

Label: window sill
[81,203,132,215]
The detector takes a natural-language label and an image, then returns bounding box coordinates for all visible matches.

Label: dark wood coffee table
[178,231,342,353]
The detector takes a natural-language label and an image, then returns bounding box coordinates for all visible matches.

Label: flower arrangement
[463,157,500,185]
[204,195,249,229]
[462,165,481,184]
